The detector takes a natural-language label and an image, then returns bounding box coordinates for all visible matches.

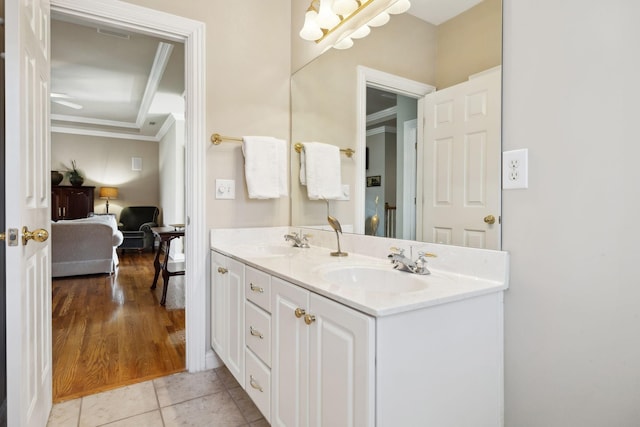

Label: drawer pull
[250,283,264,293]
[294,307,306,318]
[249,375,263,392]
[217,267,228,274]
[249,326,264,339]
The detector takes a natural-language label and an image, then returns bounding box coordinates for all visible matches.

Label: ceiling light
[299,0,410,50]
[368,11,390,27]
[334,37,354,49]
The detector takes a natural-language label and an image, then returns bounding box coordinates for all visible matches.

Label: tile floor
[47,366,269,427]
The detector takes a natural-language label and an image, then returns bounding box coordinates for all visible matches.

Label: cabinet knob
[217,267,228,274]
[294,308,306,318]
[304,314,316,325]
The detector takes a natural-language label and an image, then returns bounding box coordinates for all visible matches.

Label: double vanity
[210,227,509,426]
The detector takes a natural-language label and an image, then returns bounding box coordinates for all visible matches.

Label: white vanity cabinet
[271,277,375,427]
[210,251,245,385]
[210,235,505,427]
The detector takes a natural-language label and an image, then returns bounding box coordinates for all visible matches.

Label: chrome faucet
[284,231,310,248]
[388,247,435,275]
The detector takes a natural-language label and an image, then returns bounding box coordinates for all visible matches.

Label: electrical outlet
[503,149,528,189]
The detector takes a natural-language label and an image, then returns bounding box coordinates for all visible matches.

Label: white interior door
[5,0,53,425]
[422,67,501,249]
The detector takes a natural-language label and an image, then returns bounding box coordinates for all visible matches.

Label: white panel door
[307,293,375,427]
[271,278,309,427]
[422,67,501,249]
[5,0,53,425]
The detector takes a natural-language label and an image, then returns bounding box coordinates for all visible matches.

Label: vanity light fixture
[299,0,411,50]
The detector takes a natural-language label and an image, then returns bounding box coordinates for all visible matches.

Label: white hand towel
[242,136,288,199]
[300,142,343,200]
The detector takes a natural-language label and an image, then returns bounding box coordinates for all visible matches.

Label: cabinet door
[226,256,245,385]
[210,252,245,385]
[211,252,228,359]
[66,187,93,218]
[308,293,375,427]
[271,278,309,427]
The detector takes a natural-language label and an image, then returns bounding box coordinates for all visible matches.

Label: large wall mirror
[291,0,502,249]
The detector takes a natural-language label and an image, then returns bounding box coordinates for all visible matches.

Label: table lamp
[99,186,119,213]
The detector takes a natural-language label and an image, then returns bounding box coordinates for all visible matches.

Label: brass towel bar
[209,133,354,158]
[293,142,355,158]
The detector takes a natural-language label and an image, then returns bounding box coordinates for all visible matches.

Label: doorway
[365,87,418,239]
[49,0,207,379]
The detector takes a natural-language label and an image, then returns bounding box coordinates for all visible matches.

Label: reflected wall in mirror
[291,0,502,249]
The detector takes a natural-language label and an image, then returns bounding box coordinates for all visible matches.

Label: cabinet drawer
[245,300,271,366]
[245,348,271,423]
[245,266,271,311]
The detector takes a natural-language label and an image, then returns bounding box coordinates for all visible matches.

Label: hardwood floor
[52,251,186,402]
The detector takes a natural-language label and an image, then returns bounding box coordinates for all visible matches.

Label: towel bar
[294,142,355,158]
[211,133,355,158]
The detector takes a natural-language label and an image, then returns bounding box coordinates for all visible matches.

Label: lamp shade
[99,186,119,199]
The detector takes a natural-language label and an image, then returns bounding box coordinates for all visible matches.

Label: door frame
[50,0,208,371]
[355,66,434,236]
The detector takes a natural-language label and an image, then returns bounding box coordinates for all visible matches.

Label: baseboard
[205,349,222,370]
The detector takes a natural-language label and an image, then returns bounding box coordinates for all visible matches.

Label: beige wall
[436,0,502,89]
[503,0,640,425]
[123,0,292,230]
[51,133,160,220]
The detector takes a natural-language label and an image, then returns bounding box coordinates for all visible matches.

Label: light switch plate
[503,149,528,189]
[215,179,235,199]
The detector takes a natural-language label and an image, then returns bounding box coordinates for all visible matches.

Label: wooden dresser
[51,186,95,220]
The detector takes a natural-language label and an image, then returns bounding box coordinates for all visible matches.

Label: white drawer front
[245,266,271,312]
[245,348,271,423]
[245,301,271,366]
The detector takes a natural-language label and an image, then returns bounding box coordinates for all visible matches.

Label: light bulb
[368,11,390,27]
[387,0,411,14]
[350,25,370,39]
[299,9,323,41]
[333,0,358,16]
[333,37,354,49]
[317,0,340,29]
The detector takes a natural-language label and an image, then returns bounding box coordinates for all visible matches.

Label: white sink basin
[321,265,430,293]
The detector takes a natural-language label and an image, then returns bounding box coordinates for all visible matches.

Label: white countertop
[211,227,509,317]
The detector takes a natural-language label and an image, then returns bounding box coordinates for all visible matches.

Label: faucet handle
[417,251,437,259]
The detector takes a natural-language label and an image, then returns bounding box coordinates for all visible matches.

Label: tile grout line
[152,378,167,427]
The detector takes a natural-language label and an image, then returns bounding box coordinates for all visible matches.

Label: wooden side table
[150,226,185,306]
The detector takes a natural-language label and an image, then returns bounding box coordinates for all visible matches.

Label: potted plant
[65,160,85,187]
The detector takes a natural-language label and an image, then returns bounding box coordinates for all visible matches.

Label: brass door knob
[217,267,228,274]
[483,215,496,225]
[294,308,306,318]
[304,314,316,325]
[22,226,49,245]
